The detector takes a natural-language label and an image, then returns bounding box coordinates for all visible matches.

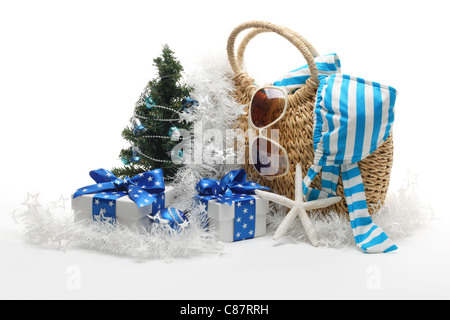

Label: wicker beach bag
[226,21,394,216]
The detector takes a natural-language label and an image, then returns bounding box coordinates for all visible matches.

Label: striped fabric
[302,165,335,201]
[273,53,341,93]
[302,163,398,253]
[271,55,398,253]
[289,71,398,253]
[341,163,398,253]
[313,74,397,166]
[303,163,398,253]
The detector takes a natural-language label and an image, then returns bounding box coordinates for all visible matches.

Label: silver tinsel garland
[11,193,223,261]
[266,172,434,248]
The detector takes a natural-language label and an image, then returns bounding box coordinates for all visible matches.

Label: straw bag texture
[227,21,394,216]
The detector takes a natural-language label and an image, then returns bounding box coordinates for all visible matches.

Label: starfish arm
[297,203,319,247]
[255,190,295,209]
[303,196,342,211]
[273,203,301,241]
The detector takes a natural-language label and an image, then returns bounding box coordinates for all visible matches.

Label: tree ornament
[168,126,180,141]
[182,97,199,114]
[170,149,183,165]
[144,94,156,109]
[121,156,130,165]
[149,207,189,231]
[131,146,141,163]
[132,118,146,136]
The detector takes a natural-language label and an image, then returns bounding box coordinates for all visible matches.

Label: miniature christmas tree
[111,45,194,180]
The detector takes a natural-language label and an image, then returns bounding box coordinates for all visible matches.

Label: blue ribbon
[195,169,269,241]
[73,168,166,223]
[195,169,269,206]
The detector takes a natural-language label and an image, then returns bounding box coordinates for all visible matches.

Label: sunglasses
[248,86,290,179]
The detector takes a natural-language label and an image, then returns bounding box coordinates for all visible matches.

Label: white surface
[1,0,450,300]
[1,211,449,300]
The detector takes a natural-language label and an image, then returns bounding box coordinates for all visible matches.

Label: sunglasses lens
[251,87,286,128]
[251,137,288,177]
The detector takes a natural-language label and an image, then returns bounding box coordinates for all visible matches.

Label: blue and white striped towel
[273,53,341,93]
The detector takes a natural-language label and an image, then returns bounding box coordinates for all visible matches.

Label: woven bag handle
[227,21,320,85]
[236,27,320,67]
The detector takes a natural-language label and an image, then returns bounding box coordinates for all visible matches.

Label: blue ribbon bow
[73,168,165,210]
[196,169,269,206]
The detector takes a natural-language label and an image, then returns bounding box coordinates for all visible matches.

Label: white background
[1,0,449,300]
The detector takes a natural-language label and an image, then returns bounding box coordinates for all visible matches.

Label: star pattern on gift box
[194,169,273,242]
[233,195,256,241]
[92,192,121,223]
[127,185,160,209]
[74,168,168,224]
[91,188,166,222]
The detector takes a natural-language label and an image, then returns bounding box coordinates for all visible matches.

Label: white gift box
[72,185,175,229]
[200,195,269,243]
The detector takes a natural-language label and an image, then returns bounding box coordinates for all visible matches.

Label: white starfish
[255,163,342,247]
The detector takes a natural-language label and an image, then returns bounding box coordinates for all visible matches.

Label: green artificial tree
[112,45,193,180]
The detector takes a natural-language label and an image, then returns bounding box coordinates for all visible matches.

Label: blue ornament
[132,118,146,136]
[170,149,183,165]
[168,126,180,141]
[152,207,189,230]
[182,98,199,114]
[131,146,141,163]
[145,94,156,109]
[121,157,130,165]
